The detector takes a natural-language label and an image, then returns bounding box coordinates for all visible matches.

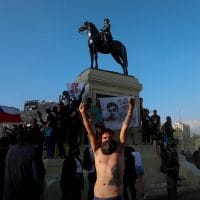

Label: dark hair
[0,136,9,147]
[17,128,33,144]
[107,102,118,111]
[99,128,115,138]
[166,116,171,121]
[87,97,92,104]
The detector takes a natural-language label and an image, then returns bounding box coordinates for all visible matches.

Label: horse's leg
[111,53,127,75]
[89,46,94,68]
[121,46,128,75]
[94,52,98,69]
[123,64,128,75]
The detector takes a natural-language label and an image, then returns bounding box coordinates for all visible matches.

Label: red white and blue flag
[0,106,21,123]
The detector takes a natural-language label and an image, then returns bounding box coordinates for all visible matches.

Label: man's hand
[79,103,87,114]
[128,98,135,113]
[119,97,135,144]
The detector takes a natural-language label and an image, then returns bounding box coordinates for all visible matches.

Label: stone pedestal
[75,68,142,103]
[76,68,143,145]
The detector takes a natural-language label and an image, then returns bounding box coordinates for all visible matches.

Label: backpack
[83,147,93,171]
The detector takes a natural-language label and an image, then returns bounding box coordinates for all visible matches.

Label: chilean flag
[0,105,21,123]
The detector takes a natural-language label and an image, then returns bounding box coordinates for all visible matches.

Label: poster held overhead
[99,96,138,130]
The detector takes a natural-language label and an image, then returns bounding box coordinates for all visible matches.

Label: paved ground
[148,189,200,200]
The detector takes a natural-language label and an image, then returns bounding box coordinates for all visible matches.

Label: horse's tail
[122,45,128,68]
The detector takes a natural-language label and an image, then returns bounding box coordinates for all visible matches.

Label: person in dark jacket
[123,146,137,200]
[0,136,9,200]
[3,128,45,200]
[166,147,179,200]
[60,147,84,200]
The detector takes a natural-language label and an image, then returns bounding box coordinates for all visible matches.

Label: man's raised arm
[79,103,99,151]
[119,98,135,144]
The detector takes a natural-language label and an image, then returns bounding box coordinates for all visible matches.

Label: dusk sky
[0,0,200,132]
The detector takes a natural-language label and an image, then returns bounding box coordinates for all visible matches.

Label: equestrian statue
[78,19,128,75]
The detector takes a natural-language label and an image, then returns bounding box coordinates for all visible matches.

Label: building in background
[174,122,192,153]
[21,100,57,123]
[192,134,200,152]
[24,100,39,111]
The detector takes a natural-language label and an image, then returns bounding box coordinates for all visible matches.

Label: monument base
[75,68,143,145]
[76,68,143,103]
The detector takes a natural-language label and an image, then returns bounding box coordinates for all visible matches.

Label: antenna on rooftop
[179,109,182,123]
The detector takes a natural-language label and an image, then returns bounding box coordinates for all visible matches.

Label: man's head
[166,116,171,122]
[69,147,80,158]
[100,128,115,142]
[153,109,157,115]
[100,128,117,155]
[104,18,110,23]
[143,108,149,116]
[107,102,119,120]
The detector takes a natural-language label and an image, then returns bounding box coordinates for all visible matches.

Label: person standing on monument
[162,116,175,143]
[150,109,161,141]
[79,97,135,200]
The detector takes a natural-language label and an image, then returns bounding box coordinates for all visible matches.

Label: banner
[0,106,21,123]
[99,96,139,130]
[66,82,85,100]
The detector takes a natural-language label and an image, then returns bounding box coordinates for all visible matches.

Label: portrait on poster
[99,96,139,130]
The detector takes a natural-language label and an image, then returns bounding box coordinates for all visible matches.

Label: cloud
[185,120,200,134]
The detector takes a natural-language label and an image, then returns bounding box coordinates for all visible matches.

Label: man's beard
[101,140,117,155]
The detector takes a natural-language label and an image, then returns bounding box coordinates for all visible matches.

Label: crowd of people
[0,95,199,200]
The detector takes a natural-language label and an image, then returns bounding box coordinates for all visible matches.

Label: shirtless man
[79,98,134,200]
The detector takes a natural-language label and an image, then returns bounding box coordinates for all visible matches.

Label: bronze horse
[78,21,128,75]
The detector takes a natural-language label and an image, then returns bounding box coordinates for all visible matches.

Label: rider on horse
[101,18,113,47]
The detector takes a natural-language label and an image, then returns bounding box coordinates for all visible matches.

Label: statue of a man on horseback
[78,19,128,75]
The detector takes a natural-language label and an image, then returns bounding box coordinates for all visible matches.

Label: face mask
[101,139,117,155]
